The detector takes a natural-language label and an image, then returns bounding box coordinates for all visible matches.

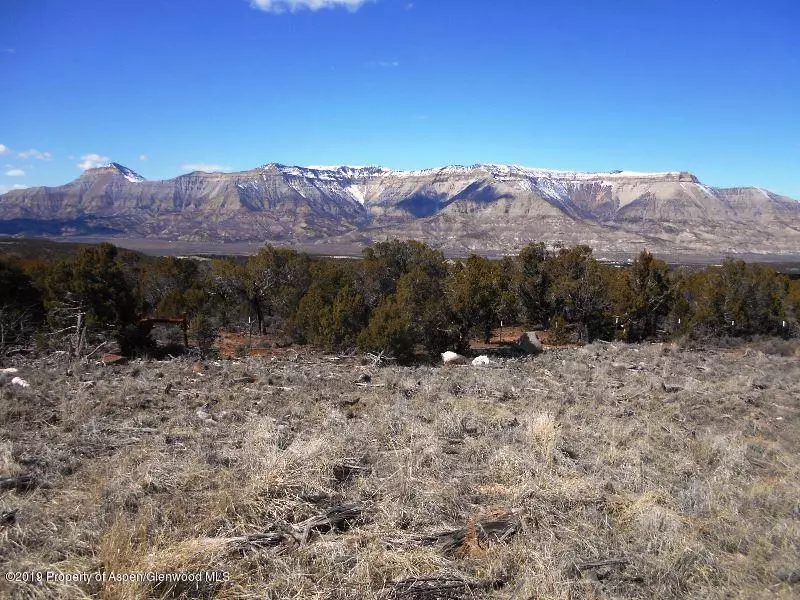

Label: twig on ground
[389,575,505,599]
[84,341,109,359]
[574,557,630,571]
[367,351,397,366]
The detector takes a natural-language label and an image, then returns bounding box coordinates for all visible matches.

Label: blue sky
[1,0,799,197]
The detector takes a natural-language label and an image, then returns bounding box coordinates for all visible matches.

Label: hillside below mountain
[1,162,799,257]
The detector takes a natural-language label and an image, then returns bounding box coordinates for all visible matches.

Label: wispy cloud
[370,60,400,68]
[1,48,14,54]
[18,149,51,160]
[139,154,148,161]
[251,0,372,13]
[77,153,110,170]
[5,168,25,177]
[0,144,52,160]
[180,163,233,173]
[0,183,28,194]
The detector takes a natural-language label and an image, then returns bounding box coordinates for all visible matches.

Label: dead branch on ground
[388,575,505,599]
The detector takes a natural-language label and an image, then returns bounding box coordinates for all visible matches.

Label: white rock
[0,367,19,374]
[516,331,544,355]
[472,355,491,366]
[441,351,468,365]
[11,377,30,388]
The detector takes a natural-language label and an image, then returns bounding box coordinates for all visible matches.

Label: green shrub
[357,297,414,362]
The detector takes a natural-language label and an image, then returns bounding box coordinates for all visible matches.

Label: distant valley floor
[6,235,800,273]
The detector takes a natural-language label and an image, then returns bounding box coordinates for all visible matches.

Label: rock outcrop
[516,332,544,355]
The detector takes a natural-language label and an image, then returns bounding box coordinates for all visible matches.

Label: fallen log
[231,503,367,554]
[297,503,365,542]
[389,575,505,599]
[230,531,298,555]
[0,474,37,492]
[574,557,630,571]
[414,513,519,553]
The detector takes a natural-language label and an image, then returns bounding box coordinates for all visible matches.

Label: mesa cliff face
[1,162,799,256]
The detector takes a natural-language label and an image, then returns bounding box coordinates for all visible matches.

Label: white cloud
[5,168,25,177]
[251,0,371,13]
[372,60,400,68]
[139,154,148,161]
[181,163,233,173]
[78,153,110,170]
[18,149,52,160]
[0,183,28,194]
[0,145,52,160]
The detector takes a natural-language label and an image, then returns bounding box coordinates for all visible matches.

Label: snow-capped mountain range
[1,161,798,257]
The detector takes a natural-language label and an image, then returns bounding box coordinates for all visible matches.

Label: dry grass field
[1,340,799,599]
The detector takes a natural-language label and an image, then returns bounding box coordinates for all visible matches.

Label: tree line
[1,240,798,361]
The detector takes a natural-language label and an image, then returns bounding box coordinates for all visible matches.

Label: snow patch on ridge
[347,184,366,204]
[108,162,145,183]
[267,162,688,184]
[236,181,259,192]
[276,165,390,180]
[698,184,719,198]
